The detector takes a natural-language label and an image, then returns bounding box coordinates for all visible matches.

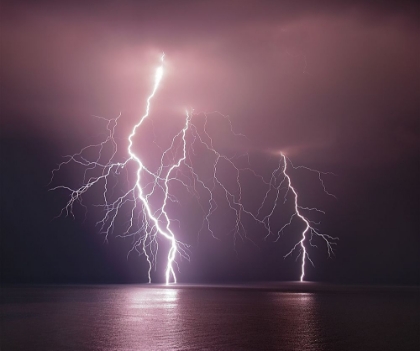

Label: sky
[1,0,419,285]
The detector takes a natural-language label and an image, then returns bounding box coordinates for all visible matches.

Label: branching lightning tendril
[51,54,338,283]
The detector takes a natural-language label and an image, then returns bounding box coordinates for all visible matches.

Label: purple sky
[1,1,419,284]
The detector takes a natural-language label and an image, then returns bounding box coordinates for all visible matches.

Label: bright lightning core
[51,54,338,284]
[125,53,181,284]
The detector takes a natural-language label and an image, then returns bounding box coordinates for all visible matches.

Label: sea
[1,283,419,351]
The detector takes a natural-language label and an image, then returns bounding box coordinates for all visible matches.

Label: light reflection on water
[270,293,320,350]
[100,287,322,351]
[1,285,419,351]
[103,287,182,350]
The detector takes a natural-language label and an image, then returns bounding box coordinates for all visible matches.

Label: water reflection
[105,287,182,350]
[129,287,178,310]
[1,286,323,351]
[269,292,323,351]
[3,285,418,351]
[85,287,324,350]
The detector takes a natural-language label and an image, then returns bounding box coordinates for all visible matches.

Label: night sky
[1,0,419,285]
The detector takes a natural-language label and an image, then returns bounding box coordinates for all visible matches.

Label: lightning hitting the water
[51,54,185,284]
[51,54,338,283]
[279,153,338,281]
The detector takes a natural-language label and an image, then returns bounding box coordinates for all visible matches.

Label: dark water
[1,284,419,351]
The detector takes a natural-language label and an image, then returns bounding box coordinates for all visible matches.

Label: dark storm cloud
[1,0,418,166]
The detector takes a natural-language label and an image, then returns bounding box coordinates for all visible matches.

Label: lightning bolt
[279,152,338,281]
[51,54,187,284]
[51,54,338,284]
[125,53,182,284]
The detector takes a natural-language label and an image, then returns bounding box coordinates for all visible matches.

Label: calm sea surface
[1,284,419,351]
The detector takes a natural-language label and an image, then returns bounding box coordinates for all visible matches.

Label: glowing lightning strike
[125,53,179,284]
[279,152,338,281]
[51,54,189,285]
[51,54,338,284]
